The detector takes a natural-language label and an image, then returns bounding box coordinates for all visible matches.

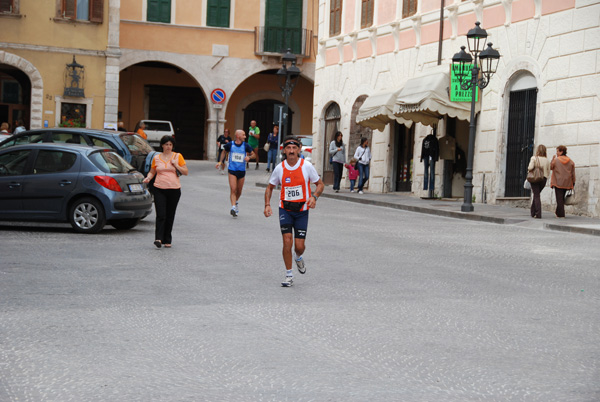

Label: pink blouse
[152,153,185,189]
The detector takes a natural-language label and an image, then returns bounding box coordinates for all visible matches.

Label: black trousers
[153,187,181,244]
[554,187,567,218]
[332,162,343,190]
[530,178,547,218]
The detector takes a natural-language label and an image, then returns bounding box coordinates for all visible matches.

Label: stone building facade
[312,0,600,217]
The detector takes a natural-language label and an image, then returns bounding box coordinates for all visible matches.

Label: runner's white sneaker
[281,276,294,287]
[295,255,306,274]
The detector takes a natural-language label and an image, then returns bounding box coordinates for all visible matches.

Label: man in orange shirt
[264,136,324,287]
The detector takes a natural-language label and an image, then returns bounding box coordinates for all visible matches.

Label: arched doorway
[119,62,207,159]
[243,99,290,163]
[505,73,537,197]
[322,102,341,185]
[0,65,32,131]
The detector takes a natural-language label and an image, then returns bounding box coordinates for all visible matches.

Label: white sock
[286,269,293,277]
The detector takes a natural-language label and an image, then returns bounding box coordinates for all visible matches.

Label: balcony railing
[255,26,312,57]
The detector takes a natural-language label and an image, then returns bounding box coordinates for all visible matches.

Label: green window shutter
[265,0,302,53]
[148,0,171,23]
[207,0,230,28]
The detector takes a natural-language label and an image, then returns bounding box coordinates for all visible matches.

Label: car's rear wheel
[111,218,140,230]
[69,197,106,234]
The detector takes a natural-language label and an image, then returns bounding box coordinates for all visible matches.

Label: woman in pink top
[143,135,188,248]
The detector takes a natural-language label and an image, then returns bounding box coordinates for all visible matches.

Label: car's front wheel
[69,197,106,234]
[110,218,140,230]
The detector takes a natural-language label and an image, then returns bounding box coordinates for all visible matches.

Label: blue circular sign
[211,88,226,104]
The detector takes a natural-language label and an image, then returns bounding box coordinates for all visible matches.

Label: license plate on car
[129,183,143,192]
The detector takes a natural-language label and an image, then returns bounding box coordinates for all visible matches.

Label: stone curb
[256,182,600,237]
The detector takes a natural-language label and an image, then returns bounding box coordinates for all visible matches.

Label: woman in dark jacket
[329,131,346,192]
[550,145,576,218]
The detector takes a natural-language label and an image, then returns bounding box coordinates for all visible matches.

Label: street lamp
[276,48,300,139]
[452,22,501,212]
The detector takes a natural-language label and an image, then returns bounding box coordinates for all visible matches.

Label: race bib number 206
[285,185,304,201]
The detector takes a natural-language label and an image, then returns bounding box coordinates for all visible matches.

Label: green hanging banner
[449,65,479,103]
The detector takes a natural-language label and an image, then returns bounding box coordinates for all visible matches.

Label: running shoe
[281,276,294,287]
[295,255,306,274]
[230,207,238,217]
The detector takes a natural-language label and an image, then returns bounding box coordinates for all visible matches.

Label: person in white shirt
[353,137,372,194]
[264,136,324,287]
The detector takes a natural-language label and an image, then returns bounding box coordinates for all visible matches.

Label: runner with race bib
[216,129,255,217]
[264,136,324,287]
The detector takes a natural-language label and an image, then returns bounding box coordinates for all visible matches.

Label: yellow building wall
[120,23,256,58]
[119,66,206,130]
[0,1,108,51]
[4,49,107,129]
[225,74,314,135]
[119,0,318,63]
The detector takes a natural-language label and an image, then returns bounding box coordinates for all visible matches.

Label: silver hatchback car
[0,143,153,233]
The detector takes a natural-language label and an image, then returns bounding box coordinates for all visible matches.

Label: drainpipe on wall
[437,0,445,65]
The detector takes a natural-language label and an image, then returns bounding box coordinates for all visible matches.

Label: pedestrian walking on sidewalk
[248,120,260,170]
[329,131,346,192]
[550,145,576,218]
[353,137,371,194]
[216,129,255,217]
[143,135,188,248]
[264,136,324,287]
[528,144,551,219]
[345,158,359,192]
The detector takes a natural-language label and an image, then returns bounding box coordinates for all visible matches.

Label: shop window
[329,0,342,36]
[60,0,103,22]
[361,0,373,29]
[147,0,171,23]
[60,103,86,128]
[207,0,230,28]
[0,0,19,14]
[402,0,417,18]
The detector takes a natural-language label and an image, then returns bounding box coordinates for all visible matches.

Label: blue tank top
[228,141,247,171]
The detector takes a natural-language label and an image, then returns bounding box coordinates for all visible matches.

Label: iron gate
[505,88,537,197]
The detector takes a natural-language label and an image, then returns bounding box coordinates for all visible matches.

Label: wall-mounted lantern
[63,56,85,98]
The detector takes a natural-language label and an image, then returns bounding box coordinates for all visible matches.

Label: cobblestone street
[1,161,599,401]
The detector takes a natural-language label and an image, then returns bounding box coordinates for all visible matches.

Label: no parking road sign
[211,88,226,104]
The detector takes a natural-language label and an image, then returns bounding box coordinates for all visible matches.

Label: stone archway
[0,51,43,129]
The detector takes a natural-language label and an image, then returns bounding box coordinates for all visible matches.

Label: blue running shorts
[279,208,309,238]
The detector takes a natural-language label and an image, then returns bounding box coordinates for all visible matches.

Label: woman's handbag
[526,157,544,183]
[564,189,576,205]
[264,143,270,152]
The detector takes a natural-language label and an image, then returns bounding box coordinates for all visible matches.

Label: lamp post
[452,22,500,212]
[276,48,300,140]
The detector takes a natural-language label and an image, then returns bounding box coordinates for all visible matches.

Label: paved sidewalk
[251,170,600,236]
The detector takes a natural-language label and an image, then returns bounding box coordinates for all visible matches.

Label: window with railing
[361,0,373,29]
[330,0,342,36]
[59,0,103,22]
[147,0,170,23]
[402,0,417,19]
[207,0,230,27]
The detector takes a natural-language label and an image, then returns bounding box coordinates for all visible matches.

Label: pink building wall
[377,0,397,25]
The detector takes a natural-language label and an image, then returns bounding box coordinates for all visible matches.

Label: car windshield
[300,137,312,147]
[0,134,44,149]
[119,133,154,155]
[89,150,135,173]
[144,122,171,131]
